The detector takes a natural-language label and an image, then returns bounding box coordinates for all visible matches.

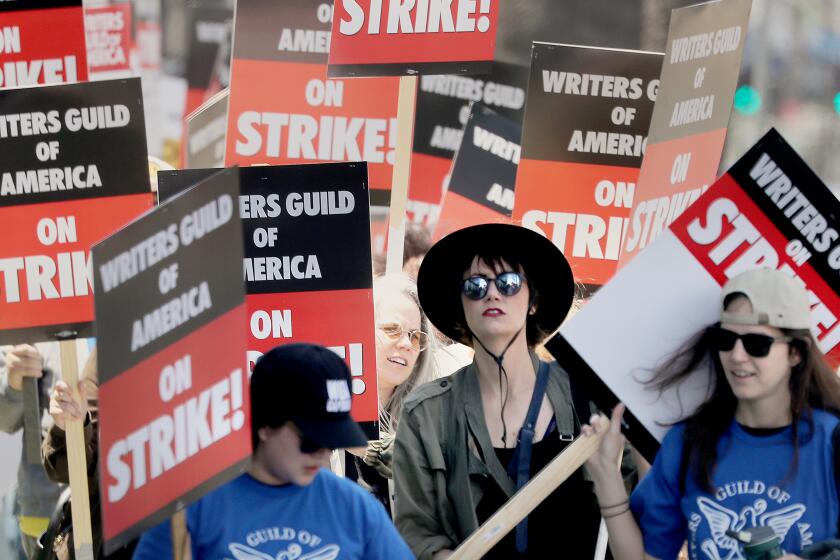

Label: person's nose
[729,338,750,362]
[396,329,413,350]
[484,280,502,300]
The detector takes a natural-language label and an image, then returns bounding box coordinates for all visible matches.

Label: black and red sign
[409,62,528,225]
[0,78,153,344]
[184,0,232,115]
[328,0,500,77]
[85,3,133,76]
[511,43,662,291]
[158,163,378,436]
[0,0,87,88]
[94,168,248,552]
[225,0,399,205]
[618,0,751,266]
[547,129,840,462]
[434,104,519,240]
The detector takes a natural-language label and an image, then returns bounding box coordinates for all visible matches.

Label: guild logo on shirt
[325,380,351,413]
[228,542,339,560]
[692,494,808,560]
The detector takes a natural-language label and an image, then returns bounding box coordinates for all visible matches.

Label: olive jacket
[392,353,584,560]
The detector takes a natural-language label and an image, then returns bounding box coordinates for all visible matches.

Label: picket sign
[449,430,606,559]
[385,75,418,274]
[59,339,94,560]
[22,376,41,465]
[171,509,192,560]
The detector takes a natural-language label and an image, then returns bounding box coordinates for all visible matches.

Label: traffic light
[734,85,762,115]
[834,91,840,114]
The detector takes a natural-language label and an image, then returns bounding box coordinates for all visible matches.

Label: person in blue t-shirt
[132,343,414,560]
[583,268,840,560]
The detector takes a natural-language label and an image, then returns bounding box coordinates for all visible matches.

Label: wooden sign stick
[59,339,95,560]
[384,75,418,274]
[449,430,606,560]
[171,509,192,560]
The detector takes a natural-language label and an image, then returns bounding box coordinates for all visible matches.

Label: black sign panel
[93,168,245,384]
[0,0,80,12]
[414,61,529,160]
[0,78,149,207]
[185,0,233,90]
[448,105,520,215]
[232,0,329,65]
[158,162,373,294]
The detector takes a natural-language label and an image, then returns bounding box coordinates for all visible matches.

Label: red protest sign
[225,0,399,203]
[511,43,661,290]
[0,0,88,88]
[0,79,153,344]
[328,0,499,77]
[94,169,249,552]
[84,4,133,76]
[618,0,751,266]
[547,129,840,462]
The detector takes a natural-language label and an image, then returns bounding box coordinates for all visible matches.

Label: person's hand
[49,380,88,431]
[582,403,626,478]
[363,432,395,479]
[4,344,43,392]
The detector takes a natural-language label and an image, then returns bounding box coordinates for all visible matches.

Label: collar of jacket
[460,350,575,498]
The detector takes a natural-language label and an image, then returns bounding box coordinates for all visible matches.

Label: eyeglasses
[461,271,524,301]
[377,323,429,351]
[711,327,791,358]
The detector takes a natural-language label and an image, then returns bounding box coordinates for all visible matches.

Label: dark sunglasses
[290,423,332,454]
[461,271,524,300]
[377,323,429,351]
[711,327,791,358]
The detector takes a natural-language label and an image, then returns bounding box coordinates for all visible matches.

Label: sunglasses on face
[377,323,429,351]
[461,271,524,301]
[290,423,331,454]
[711,327,791,358]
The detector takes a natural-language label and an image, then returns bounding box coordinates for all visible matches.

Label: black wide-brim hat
[417,224,574,345]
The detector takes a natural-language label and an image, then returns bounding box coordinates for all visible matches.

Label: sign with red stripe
[0,78,153,344]
[328,0,500,77]
[547,129,840,461]
[94,169,249,553]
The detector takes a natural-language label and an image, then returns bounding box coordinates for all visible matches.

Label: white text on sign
[339,0,493,35]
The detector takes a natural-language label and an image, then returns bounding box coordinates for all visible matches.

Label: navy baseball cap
[251,343,368,450]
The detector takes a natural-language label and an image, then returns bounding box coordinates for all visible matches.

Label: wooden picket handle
[449,430,605,560]
[385,74,418,274]
[171,509,192,560]
[59,339,95,560]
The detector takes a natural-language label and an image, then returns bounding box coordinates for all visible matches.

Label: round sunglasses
[377,323,429,351]
[461,271,524,301]
[711,326,791,358]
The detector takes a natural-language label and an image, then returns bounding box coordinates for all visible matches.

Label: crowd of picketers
[4,222,840,560]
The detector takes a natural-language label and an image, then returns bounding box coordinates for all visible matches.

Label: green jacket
[393,353,582,560]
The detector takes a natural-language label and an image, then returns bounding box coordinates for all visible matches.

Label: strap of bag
[505,360,550,554]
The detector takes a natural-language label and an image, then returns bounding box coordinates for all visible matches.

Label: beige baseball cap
[720,268,811,330]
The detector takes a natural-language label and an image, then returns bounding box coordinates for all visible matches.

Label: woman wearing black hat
[392,224,600,559]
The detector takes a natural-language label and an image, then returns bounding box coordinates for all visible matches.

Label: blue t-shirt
[631,411,839,560]
[132,471,414,560]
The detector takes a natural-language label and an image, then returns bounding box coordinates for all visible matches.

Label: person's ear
[258,427,270,442]
[528,305,537,316]
[788,344,803,368]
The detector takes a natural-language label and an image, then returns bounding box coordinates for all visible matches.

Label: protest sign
[184,0,232,115]
[409,62,528,225]
[512,43,661,290]
[158,162,379,434]
[619,0,752,265]
[225,0,399,206]
[95,168,249,552]
[546,129,840,462]
[85,3,133,78]
[0,0,87,88]
[184,88,228,169]
[327,0,500,77]
[0,78,153,345]
[434,104,519,240]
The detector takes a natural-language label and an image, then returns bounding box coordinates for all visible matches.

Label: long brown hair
[652,323,840,492]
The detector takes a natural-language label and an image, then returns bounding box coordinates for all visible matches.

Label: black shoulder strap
[565,368,591,434]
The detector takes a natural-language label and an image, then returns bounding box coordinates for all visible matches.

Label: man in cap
[133,343,414,559]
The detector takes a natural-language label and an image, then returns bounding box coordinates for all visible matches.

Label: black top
[476,425,600,559]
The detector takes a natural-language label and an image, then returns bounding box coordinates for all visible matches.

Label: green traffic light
[834,92,840,114]
[734,85,762,115]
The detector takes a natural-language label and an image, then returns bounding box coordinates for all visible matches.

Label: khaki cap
[720,268,811,330]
